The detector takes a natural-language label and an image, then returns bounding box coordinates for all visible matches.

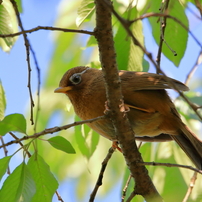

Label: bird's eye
[69,73,82,85]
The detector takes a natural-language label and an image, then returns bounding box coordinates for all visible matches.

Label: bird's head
[54,66,90,95]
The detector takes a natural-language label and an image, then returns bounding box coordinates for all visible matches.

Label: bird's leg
[112,141,122,153]
[104,101,110,114]
[104,99,130,116]
[119,99,130,113]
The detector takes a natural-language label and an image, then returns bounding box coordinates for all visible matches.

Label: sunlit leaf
[48,136,76,154]
[0,156,12,181]
[74,116,90,158]
[27,153,58,202]
[0,81,6,121]
[114,6,144,71]
[0,4,14,48]
[86,35,97,47]
[0,113,26,136]
[15,0,23,13]
[0,162,36,202]
[90,130,99,156]
[0,1,18,52]
[148,0,188,66]
[76,0,95,27]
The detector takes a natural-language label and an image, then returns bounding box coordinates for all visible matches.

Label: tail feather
[171,125,202,170]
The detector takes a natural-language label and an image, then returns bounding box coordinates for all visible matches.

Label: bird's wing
[119,71,189,91]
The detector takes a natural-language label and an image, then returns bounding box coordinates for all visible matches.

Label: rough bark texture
[94,0,163,201]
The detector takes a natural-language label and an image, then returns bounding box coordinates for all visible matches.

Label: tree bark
[94,0,163,201]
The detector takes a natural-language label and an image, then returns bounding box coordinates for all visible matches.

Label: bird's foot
[119,99,130,113]
[112,141,122,153]
[104,101,110,114]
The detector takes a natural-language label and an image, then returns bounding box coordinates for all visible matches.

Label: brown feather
[56,67,202,169]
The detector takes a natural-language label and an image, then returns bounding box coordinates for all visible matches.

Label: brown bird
[54,66,202,169]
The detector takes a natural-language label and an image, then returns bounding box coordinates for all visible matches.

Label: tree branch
[139,162,202,174]
[0,26,94,38]
[94,0,162,201]
[89,147,115,202]
[182,172,198,202]
[0,116,105,148]
[10,0,35,125]
[103,2,202,121]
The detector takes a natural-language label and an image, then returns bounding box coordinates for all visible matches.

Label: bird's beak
[54,86,72,94]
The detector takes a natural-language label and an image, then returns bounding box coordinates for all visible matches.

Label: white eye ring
[69,67,90,85]
[69,73,82,85]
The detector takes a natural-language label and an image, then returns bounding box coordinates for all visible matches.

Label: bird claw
[119,99,130,113]
[119,99,130,117]
[104,101,110,114]
[104,100,130,116]
[112,141,122,152]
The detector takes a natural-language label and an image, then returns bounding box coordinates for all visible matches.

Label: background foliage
[0,0,202,201]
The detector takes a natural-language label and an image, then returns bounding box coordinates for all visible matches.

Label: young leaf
[76,0,95,27]
[48,136,76,154]
[27,153,59,202]
[0,4,14,48]
[114,6,144,71]
[0,162,36,202]
[75,116,90,158]
[0,113,27,136]
[148,0,188,66]
[0,156,12,181]
[0,81,6,121]
[15,0,23,13]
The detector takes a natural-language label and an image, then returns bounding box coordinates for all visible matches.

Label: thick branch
[94,0,162,201]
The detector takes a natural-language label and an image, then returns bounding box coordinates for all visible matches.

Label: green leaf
[0,4,14,48]
[76,0,95,27]
[148,0,188,66]
[90,130,99,156]
[75,116,90,158]
[0,113,27,136]
[86,35,97,47]
[114,6,144,71]
[0,0,18,52]
[48,136,76,154]
[0,114,26,136]
[15,0,23,13]
[0,162,36,202]
[27,153,59,202]
[0,156,12,181]
[0,81,6,121]
[142,59,149,72]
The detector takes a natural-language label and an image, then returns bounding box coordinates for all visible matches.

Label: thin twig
[0,136,10,174]
[126,191,137,202]
[182,172,198,202]
[55,190,65,202]
[29,46,41,132]
[122,175,132,202]
[89,147,115,202]
[121,141,142,202]
[9,132,31,158]
[0,116,106,149]
[139,162,202,174]
[0,26,94,38]
[185,50,202,85]
[132,12,202,48]
[156,0,171,73]
[10,0,35,125]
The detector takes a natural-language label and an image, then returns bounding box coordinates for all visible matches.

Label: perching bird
[54,66,202,169]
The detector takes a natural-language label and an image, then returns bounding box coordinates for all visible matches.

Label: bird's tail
[171,124,202,170]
